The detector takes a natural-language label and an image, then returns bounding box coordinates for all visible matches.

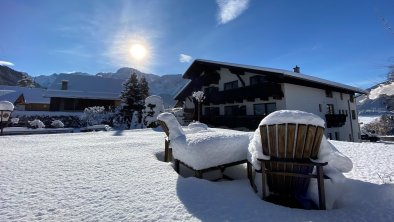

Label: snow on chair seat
[157,112,251,179]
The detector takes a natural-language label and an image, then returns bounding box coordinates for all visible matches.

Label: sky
[0,0,394,89]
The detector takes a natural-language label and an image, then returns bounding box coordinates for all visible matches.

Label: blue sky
[1,0,394,89]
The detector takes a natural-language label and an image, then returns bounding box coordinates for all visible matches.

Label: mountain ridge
[1,66,187,107]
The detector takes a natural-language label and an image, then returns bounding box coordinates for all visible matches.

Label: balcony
[201,115,266,130]
[203,82,283,105]
[325,114,347,128]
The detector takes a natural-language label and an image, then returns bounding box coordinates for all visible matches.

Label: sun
[129,43,147,60]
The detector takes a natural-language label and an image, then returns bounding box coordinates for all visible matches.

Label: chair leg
[261,161,268,200]
[174,159,180,174]
[316,166,326,210]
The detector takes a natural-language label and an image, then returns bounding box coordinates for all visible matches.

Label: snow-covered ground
[1,129,393,221]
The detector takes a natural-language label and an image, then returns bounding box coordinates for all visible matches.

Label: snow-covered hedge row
[11,114,83,128]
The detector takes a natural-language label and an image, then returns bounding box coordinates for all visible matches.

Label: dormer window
[61,80,68,90]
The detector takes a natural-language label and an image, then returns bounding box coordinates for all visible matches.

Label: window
[204,87,218,94]
[224,81,238,90]
[345,110,348,116]
[325,90,333,98]
[328,133,332,140]
[225,106,237,116]
[335,132,340,140]
[350,94,354,103]
[319,104,322,112]
[250,76,267,85]
[204,107,219,116]
[351,110,356,120]
[326,104,335,114]
[340,93,343,100]
[254,103,277,116]
[61,80,68,90]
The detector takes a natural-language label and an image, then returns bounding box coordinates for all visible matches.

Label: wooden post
[316,165,326,210]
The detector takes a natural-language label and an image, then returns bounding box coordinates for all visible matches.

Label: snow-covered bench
[157,112,252,179]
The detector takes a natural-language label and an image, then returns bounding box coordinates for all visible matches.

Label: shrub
[80,106,115,126]
[28,119,45,129]
[51,120,64,128]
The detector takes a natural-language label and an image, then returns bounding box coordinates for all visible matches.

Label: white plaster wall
[283,83,360,142]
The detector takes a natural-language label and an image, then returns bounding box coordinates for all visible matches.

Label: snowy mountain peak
[357,80,394,114]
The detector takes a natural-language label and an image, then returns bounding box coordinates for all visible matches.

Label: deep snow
[0,129,393,221]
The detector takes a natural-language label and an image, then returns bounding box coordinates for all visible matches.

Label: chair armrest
[257,158,328,167]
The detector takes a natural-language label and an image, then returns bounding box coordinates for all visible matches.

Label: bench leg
[195,170,203,179]
[164,139,170,162]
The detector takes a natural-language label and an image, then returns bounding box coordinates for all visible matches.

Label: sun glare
[129,43,147,60]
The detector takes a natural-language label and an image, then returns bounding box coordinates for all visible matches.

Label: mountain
[97,67,159,83]
[357,80,394,115]
[33,67,188,107]
[0,65,29,86]
[35,72,90,89]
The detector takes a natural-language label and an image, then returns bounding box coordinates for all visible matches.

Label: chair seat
[172,129,252,170]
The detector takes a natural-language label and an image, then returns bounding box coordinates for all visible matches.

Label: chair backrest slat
[286,124,296,158]
[310,127,324,159]
[277,124,286,159]
[268,125,277,157]
[260,125,270,156]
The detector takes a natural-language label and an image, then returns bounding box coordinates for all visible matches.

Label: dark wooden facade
[49,97,119,111]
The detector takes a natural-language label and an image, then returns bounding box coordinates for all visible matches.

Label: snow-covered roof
[0,85,49,104]
[45,74,124,100]
[0,90,22,103]
[0,100,14,110]
[183,59,366,94]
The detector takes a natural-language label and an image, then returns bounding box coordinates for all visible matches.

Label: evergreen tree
[139,76,150,100]
[119,72,151,128]
[120,72,140,127]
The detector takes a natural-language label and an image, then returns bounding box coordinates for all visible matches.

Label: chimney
[293,66,300,73]
[61,80,68,90]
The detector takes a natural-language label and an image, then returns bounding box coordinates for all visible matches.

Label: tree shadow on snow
[175,177,394,221]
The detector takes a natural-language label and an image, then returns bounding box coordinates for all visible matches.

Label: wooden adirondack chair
[257,123,328,210]
[157,120,172,162]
